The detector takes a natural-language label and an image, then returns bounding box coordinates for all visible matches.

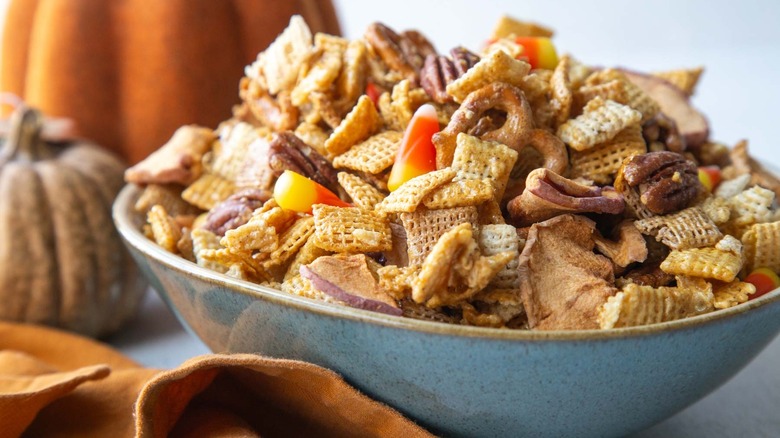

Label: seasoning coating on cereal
[127,14,780,330]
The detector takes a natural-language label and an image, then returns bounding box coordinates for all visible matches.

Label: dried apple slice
[301,254,402,316]
[621,70,709,148]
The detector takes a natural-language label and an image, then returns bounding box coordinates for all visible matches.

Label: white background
[2,1,779,437]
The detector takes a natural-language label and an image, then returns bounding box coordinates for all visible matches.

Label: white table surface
[108,1,780,436]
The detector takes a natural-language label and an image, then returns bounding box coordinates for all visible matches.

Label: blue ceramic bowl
[114,184,780,438]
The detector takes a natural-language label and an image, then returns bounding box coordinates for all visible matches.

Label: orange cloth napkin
[0,321,434,437]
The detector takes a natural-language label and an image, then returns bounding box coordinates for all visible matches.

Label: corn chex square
[412,223,514,308]
[177,228,195,262]
[198,247,271,282]
[570,124,646,184]
[400,206,479,266]
[377,265,418,299]
[337,172,386,210]
[332,130,402,174]
[729,186,775,227]
[135,184,198,216]
[294,122,330,157]
[281,274,336,303]
[550,55,572,127]
[741,221,780,273]
[446,50,531,103]
[221,206,296,253]
[211,122,259,181]
[478,224,521,289]
[715,174,751,199]
[291,33,347,106]
[422,179,495,209]
[334,39,368,108]
[660,236,743,282]
[312,205,391,252]
[598,282,713,329]
[248,15,312,95]
[147,205,182,254]
[375,169,456,215]
[324,95,382,157]
[652,67,704,96]
[700,196,731,225]
[450,133,518,202]
[192,228,227,273]
[181,173,237,211]
[635,206,723,250]
[713,281,755,309]
[284,238,331,281]
[573,80,628,115]
[586,69,660,123]
[490,15,554,39]
[556,97,641,152]
[396,83,431,129]
[261,216,315,269]
[483,37,524,60]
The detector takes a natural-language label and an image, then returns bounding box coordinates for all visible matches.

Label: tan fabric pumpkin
[0,106,146,338]
[0,0,341,164]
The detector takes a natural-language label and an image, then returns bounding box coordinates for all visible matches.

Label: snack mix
[127,15,780,330]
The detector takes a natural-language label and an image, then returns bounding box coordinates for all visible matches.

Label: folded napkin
[0,321,433,437]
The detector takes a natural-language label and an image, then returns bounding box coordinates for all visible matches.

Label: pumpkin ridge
[21,165,60,324]
[60,144,147,336]
[70,170,119,336]
[0,165,32,321]
[59,144,126,204]
[37,162,100,335]
[0,164,59,324]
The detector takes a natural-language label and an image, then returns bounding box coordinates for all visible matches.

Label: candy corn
[387,104,439,192]
[366,82,382,107]
[745,267,780,299]
[273,170,350,214]
[513,37,559,70]
[698,166,722,192]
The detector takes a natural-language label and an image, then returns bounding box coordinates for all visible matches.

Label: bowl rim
[114,183,780,342]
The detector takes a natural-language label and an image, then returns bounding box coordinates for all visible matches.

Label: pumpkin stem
[1,106,44,164]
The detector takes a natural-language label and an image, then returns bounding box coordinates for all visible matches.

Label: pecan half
[451,46,480,75]
[420,47,480,104]
[202,189,271,236]
[364,22,436,83]
[642,112,686,153]
[268,132,339,193]
[615,151,701,215]
[507,168,625,226]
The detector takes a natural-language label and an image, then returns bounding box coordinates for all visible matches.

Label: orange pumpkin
[1,0,340,164]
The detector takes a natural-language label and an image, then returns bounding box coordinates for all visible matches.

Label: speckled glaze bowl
[114,184,780,438]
